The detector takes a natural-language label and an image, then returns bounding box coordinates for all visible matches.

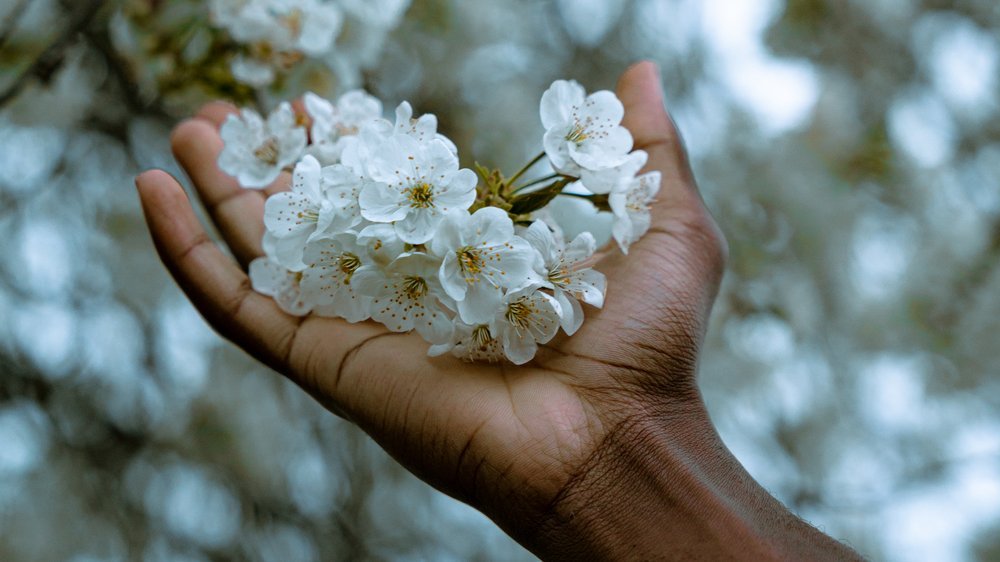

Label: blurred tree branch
[0,0,104,108]
[0,0,32,51]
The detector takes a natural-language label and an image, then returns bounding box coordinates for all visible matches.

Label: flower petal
[359,182,408,223]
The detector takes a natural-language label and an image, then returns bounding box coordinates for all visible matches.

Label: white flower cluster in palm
[209,0,410,87]
[219,80,660,364]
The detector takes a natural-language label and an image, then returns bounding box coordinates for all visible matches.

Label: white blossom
[249,257,311,316]
[215,0,343,56]
[523,221,606,335]
[540,79,633,175]
[357,223,408,267]
[609,170,661,254]
[428,322,506,363]
[431,208,542,325]
[391,102,459,154]
[359,135,476,244]
[579,149,648,195]
[263,155,334,268]
[305,90,383,164]
[352,253,454,344]
[230,55,276,87]
[319,163,366,233]
[490,284,562,365]
[218,102,306,188]
[224,80,640,362]
[299,233,372,323]
[357,102,459,154]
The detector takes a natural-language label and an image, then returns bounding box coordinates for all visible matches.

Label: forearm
[523,397,861,561]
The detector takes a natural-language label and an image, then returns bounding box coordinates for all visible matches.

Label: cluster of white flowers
[219,80,660,364]
[209,0,410,87]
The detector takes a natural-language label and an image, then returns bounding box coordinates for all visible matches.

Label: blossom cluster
[111,0,410,111]
[208,0,410,88]
[219,80,660,363]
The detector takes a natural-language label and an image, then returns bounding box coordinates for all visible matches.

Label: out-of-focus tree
[1,1,998,560]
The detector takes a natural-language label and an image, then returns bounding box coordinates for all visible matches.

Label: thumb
[616,61,704,223]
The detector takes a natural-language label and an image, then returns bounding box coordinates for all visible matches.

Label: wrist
[520,393,859,561]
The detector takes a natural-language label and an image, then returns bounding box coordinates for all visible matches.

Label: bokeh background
[2,0,999,560]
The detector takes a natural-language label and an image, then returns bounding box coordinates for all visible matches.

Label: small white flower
[391,102,459,153]
[359,135,476,244]
[431,207,543,325]
[219,102,306,189]
[609,171,661,254]
[230,54,276,87]
[428,322,506,363]
[357,223,407,267]
[249,257,311,316]
[299,233,372,322]
[226,0,342,55]
[305,90,383,164]
[523,221,606,335]
[320,162,366,232]
[540,80,633,175]
[352,253,454,344]
[279,0,343,56]
[490,284,562,365]
[579,150,648,195]
[263,155,335,268]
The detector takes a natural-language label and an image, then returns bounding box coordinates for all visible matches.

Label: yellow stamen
[338,253,361,275]
[405,182,435,208]
[402,276,428,300]
[505,300,533,330]
[566,123,589,144]
[253,137,280,166]
[457,246,483,279]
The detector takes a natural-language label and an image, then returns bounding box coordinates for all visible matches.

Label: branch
[0,0,105,108]
[0,0,32,50]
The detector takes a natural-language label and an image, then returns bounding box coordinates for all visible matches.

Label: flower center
[505,299,535,330]
[405,182,435,209]
[297,209,320,223]
[254,137,281,166]
[336,123,360,137]
[472,325,493,348]
[566,123,589,144]
[548,264,570,287]
[457,246,484,279]
[402,276,428,300]
[338,253,361,276]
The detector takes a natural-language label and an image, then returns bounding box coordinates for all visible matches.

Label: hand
[137,62,855,560]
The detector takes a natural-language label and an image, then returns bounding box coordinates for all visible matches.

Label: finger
[136,169,308,371]
[196,101,240,127]
[616,61,704,220]
[192,101,294,198]
[171,119,290,267]
[137,169,414,422]
[615,61,727,274]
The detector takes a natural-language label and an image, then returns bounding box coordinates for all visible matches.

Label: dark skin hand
[137,61,862,560]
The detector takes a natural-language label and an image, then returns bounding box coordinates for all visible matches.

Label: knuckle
[674,211,728,280]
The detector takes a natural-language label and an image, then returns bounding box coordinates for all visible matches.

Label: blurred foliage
[1,0,999,561]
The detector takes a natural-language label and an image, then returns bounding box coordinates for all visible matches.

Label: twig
[0,0,104,108]
[0,0,32,50]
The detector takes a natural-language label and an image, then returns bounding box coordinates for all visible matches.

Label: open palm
[138,62,727,548]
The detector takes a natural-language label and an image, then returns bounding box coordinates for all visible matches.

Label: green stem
[513,173,562,194]
[558,191,611,211]
[507,152,547,188]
